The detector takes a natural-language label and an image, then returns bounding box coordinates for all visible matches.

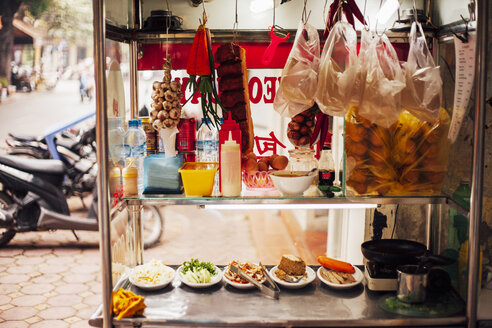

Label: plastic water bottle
[124,119,147,194]
[108,118,125,167]
[196,118,219,162]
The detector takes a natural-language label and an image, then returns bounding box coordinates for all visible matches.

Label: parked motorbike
[3,114,163,248]
[6,120,97,201]
[10,63,35,93]
[0,154,163,248]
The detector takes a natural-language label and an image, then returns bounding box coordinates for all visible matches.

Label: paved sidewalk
[0,230,100,328]
[0,205,325,327]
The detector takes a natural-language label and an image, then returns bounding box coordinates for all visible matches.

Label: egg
[258,161,269,171]
[271,155,288,170]
[244,158,259,172]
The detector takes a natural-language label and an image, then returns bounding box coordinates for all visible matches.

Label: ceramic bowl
[269,170,316,196]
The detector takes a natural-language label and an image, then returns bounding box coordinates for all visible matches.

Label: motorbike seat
[8,133,43,143]
[56,136,78,151]
[0,155,65,187]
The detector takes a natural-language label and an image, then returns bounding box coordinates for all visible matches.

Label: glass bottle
[318,146,335,187]
[288,148,319,172]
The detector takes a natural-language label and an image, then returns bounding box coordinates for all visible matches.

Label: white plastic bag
[315,22,358,117]
[273,21,320,117]
[358,32,406,128]
[401,22,442,122]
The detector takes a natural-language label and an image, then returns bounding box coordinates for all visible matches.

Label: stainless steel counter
[89,267,465,327]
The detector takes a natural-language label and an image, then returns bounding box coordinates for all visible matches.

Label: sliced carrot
[317,256,355,274]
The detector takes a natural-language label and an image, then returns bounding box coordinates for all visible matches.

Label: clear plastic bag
[315,22,358,117]
[273,21,320,117]
[401,22,442,122]
[358,32,406,129]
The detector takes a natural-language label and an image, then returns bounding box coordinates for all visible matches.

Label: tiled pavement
[0,203,326,327]
[0,230,101,328]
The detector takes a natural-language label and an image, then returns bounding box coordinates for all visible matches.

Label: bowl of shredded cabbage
[178,258,222,288]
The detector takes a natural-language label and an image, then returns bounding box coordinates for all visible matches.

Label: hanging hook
[165,0,171,62]
[451,15,469,43]
[272,0,276,27]
[322,0,328,26]
[412,0,418,23]
[301,0,311,25]
[232,0,239,43]
[201,1,208,25]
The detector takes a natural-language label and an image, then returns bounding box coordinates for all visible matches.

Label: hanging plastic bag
[401,22,442,122]
[358,32,406,129]
[273,21,320,117]
[315,21,358,117]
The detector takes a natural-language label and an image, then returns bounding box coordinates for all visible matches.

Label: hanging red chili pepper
[323,0,366,39]
[186,21,222,127]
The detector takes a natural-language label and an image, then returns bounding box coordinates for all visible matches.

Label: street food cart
[89,0,490,327]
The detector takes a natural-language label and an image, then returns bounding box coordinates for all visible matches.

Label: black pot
[143,10,182,31]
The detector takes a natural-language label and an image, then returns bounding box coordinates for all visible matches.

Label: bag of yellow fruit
[393,108,450,196]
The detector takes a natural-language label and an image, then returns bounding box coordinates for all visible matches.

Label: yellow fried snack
[112,288,146,320]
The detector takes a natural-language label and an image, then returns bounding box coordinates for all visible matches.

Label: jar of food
[141,117,158,155]
[288,148,318,172]
[122,166,138,196]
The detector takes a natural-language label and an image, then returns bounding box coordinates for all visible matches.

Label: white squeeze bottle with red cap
[220,131,241,196]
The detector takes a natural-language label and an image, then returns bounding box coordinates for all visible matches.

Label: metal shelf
[89,267,465,328]
[122,195,468,211]
[105,23,422,44]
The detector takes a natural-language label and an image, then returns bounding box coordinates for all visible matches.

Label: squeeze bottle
[220,131,241,197]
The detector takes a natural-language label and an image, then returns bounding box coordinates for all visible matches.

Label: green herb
[182,258,217,275]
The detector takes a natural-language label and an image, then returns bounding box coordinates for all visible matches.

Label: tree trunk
[0,0,23,84]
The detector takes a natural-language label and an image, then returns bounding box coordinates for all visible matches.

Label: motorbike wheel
[0,192,16,247]
[142,205,163,249]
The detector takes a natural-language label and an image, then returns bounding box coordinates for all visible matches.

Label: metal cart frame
[91,1,488,327]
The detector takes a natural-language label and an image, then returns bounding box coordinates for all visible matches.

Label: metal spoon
[304,168,318,176]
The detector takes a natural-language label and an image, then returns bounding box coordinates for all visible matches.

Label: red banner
[138,42,409,71]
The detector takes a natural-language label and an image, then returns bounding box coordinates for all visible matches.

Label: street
[0,80,94,143]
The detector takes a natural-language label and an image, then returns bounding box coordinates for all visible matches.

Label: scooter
[0,154,163,248]
[0,154,98,246]
[6,116,97,202]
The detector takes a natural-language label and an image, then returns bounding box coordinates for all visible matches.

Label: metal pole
[130,41,139,118]
[92,0,113,327]
[437,204,443,254]
[467,0,487,327]
[130,0,140,118]
[425,204,433,250]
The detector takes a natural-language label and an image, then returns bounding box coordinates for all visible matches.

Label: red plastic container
[176,118,196,152]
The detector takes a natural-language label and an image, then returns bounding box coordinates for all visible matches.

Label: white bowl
[177,265,222,288]
[269,171,316,196]
[317,266,363,289]
[269,265,316,289]
[129,262,175,290]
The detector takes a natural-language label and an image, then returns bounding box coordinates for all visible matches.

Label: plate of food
[316,256,363,289]
[129,259,175,290]
[269,254,315,289]
[223,261,266,289]
[177,258,222,288]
